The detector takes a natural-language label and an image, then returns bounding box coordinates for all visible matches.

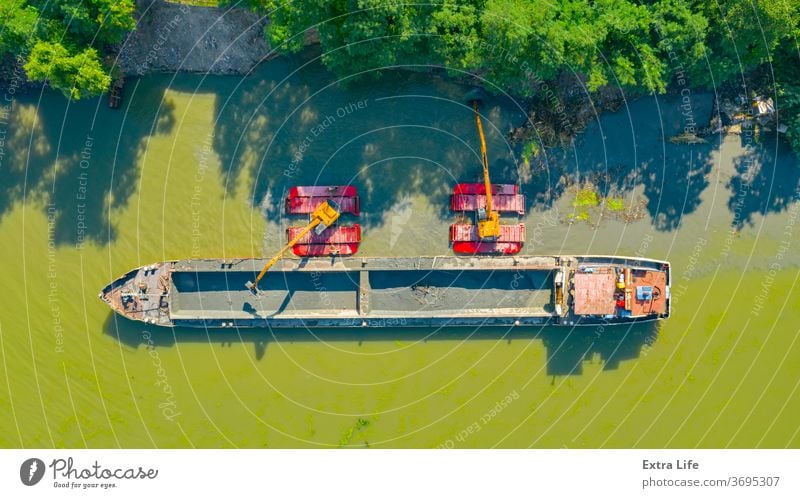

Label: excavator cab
[313,199,341,234]
[477,209,499,240]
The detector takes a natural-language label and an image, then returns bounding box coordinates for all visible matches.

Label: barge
[100,256,670,328]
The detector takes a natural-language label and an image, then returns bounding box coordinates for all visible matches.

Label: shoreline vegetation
[1,0,798,155]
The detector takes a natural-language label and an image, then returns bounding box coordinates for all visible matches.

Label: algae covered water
[1,52,798,448]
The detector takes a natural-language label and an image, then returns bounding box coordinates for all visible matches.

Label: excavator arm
[473,101,500,239]
[474,101,493,214]
[247,200,341,293]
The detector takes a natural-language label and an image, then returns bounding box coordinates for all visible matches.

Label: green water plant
[573,187,599,208]
[338,417,371,447]
[520,141,540,168]
[606,196,625,212]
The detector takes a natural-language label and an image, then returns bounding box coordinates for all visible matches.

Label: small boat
[449,100,526,256]
[108,77,124,109]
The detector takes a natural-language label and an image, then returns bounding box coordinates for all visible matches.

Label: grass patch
[521,141,540,167]
[567,211,591,223]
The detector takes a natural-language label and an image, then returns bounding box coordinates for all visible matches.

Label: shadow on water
[104,312,658,375]
[163,66,800,232]
[163,48,531,227]
[549,92,718,231]
[728,138,800,229]
[0,79,177,245]
[538,322,657,375]
[4,51,797,246]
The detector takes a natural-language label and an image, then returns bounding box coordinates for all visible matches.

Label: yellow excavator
[246,200,341,293]
[470,99,500,239]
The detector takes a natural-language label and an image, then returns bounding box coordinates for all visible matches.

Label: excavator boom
[472,101,500,239]
[474,101,493,214]
[247,200,341,292]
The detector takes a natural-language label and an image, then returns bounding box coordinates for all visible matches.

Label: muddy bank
[117,0,273,76]
[0,0,275,92]
[505,70,790,172]
[507,72,643,153]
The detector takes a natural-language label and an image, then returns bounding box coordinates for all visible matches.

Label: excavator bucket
[464,87,488,106]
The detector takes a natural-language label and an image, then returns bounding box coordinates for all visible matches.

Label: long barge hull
[100,256,671,328]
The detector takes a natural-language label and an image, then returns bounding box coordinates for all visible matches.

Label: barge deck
[101,256,670,328]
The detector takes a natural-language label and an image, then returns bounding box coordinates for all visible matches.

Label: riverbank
[117,0,273,75]
[0,0,273,88]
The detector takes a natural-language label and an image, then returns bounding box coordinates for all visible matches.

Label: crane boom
[247,200,341,292]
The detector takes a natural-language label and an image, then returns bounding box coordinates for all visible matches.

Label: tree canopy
[24,41,110,99]
[1,0,136,99]
[0,0,39,54]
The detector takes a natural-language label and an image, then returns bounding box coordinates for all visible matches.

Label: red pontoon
[449,223,525,255]
[285,186,361,256]
[286,186,360,215]
[450,183,525,214]
[287,225,361,256]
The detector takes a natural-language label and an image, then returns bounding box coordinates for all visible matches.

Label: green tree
[29,0,136,46]
[261,0,428,76]
[6,1,137,99]
[478,0,690,94]
[649,0,708,85]
[694,0,798,85]
[772,28,800,154]
[781,86,800,153]
[0,0,39,55]
[251,0,709,95]
[428,2,481,71]
[24,40,111,100]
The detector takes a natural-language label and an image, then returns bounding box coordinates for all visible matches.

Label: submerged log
[669,132,707,144]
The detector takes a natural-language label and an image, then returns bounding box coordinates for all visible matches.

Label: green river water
[1,52,799,448]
